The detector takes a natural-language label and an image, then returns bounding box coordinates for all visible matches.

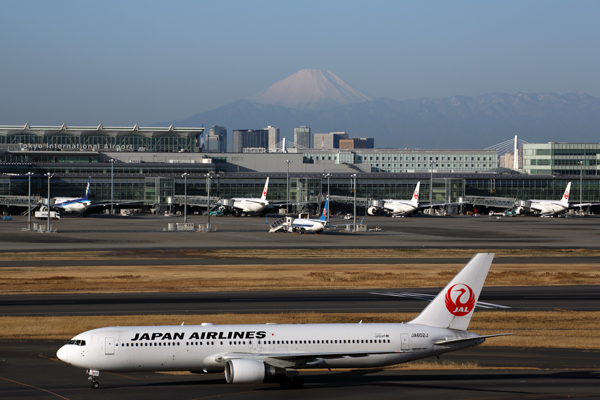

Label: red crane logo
[445,283,476,316]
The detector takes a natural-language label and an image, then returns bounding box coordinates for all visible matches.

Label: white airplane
[52,177,92,213]
[525,181,600,216]
[229,178,270,215]
[289,199,329,233]
[57,253,511,390]
[525,182,572,216]
[368,181,421,216]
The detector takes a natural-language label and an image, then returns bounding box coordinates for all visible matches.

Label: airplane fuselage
[231,199,269,213]
[383,200,418,215]
[53,198,92,213]
[528,200,568,215]
[291,218,325,232]
[57,323,483,373]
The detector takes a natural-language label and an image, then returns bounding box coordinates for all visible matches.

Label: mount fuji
[249,69,374,111]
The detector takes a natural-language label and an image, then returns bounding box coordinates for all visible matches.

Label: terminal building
[1,125,599,213]
[522,142,600,176]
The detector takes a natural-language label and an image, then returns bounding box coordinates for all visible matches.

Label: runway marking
[0,376,71,399]
[370,292,511,309]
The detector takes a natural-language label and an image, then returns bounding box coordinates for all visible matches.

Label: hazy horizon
[1,0,599,127]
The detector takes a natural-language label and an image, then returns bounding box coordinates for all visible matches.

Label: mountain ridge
[157,70,600,149]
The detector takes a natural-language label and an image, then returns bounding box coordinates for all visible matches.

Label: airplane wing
[216,350,401,368]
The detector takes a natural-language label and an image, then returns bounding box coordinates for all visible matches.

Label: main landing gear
[87,369,100,389]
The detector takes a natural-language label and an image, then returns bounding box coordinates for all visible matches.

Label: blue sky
[1,0,599,126]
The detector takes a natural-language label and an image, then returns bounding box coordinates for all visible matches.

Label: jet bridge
[461,195,517,209]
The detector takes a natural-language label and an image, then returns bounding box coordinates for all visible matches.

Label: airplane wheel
[91,381,100,389]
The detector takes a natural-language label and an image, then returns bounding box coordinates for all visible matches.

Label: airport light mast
[286,160,293,214]
[182,172,188,223]
[26,172,33,230]
[46,172,54,232]
[324,173,331,225]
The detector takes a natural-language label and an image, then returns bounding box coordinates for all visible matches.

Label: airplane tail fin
[408,253,494,331]
[260,178,269,201]
[560,182,571,204]
[317,199,328,222]
[84,177,91,200]
[410,181,420,206]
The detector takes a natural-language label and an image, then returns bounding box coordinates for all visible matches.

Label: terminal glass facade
[523,143,600,176]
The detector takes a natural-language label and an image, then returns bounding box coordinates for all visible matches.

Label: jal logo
[445,283,476,316]
[414,191,419,199]
[564,192,569,199]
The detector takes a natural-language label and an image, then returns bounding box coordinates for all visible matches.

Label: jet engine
[367,206,380,216]
[224,359,286,384]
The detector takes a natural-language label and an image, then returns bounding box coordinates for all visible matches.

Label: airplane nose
[56,345,68,362]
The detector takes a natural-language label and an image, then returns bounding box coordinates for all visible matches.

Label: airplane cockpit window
[66,340,86,346]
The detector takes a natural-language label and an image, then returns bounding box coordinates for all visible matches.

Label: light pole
[46,173,54,232]
[110,159,115,215]
[205,173,218,230]
[182,172,188,223]
[351,173,357,231]
[324,173,331,224]
[429,160,436,213]
[579,160,583,207]
[26,172,33,230]
[285,160,293,214]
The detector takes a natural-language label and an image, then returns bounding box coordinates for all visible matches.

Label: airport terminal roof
[0,123,205,138]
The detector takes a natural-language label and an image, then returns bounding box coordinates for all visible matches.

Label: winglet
[561,182,571,204]
[260,178,269,201]
[408,253,494,331]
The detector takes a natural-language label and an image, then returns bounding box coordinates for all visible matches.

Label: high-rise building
[313,132,348,150]
[206,125,227,153]
[294,126,312,149]
[339,138,375,149]
[265,126,280,151]
[232,129,269,153]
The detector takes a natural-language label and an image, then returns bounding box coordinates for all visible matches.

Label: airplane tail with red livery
[410,181,420,206]
[408,253,494,331]
[560,182,571,205]
[260,178,269,201]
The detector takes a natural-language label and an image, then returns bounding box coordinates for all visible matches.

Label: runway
[0,341,598,400]
[2,286,599,316]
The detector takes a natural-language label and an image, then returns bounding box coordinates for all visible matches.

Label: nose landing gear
[87,369,100,389]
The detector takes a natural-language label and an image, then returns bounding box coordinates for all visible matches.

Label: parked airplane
[229,178,270,215]
[57,253,511,390]
[368,181,421,216]
[51,177,92,213]
[288,199,329,233]
[524,182,599,216]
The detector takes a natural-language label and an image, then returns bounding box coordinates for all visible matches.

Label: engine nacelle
[367,206,380,216]
[224,359,285,384]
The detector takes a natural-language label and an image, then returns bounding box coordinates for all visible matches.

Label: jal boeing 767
[57,253,511,389]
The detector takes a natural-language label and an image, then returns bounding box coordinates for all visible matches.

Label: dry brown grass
[2,311,600,349]
[1,262,599,294]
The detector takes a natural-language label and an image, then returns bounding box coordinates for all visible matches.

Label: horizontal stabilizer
[434,333,515,345]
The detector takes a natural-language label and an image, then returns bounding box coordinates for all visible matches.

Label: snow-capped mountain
[248,69,374,111]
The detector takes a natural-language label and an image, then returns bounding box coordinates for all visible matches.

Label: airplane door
[400,333,410,351]
[105,337,115,355]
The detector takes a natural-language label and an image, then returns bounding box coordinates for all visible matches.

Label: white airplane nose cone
[56,346,68,362]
